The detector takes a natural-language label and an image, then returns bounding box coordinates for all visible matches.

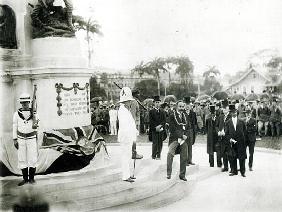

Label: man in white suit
[118,87,138,183]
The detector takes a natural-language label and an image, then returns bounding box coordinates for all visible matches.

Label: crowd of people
[91,94,282,140]
[91,89,281,182]
[12,88,281,185]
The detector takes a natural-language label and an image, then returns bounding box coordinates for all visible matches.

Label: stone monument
[0,0,105,176]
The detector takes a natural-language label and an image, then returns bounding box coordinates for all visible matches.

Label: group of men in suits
[148,96,197,181]
[206,99,257,177]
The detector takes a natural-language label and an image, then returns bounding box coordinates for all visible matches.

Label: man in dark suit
[225,104,247,177]
[244,108,257,171]
[184,97,196,166]
[149,96,167,160]
[206,105,221,167]
[167,100,188,181]
[215,99,232,172]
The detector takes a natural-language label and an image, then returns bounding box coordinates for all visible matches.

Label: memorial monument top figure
[31,0,75,39]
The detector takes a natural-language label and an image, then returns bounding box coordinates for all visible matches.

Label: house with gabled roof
[226,68,271,95]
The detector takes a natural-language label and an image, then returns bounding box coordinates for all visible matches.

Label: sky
[71,0,282,75]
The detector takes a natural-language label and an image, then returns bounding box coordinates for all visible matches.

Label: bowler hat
[184,96,190,104]
[153,95,161,102]
[210,105,216,114]
[229,104,236,112]
[222,99,228,108]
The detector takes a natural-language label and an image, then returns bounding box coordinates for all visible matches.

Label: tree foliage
[167,82,197,100]
[89,75,107,99]
[267,56,282,71]
[73,15,102,35]
[167,56,194,85]
[134,79,165,101]
[201,66,222,95]
[131,56,194,96]
[202,66,220,78]
[73,15,102,67]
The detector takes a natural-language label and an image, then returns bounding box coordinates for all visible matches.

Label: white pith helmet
[119,87,134,103]
[19,93,31,103]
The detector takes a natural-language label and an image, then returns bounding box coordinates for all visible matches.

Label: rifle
[113,82,147,110]
[31,84,38,129]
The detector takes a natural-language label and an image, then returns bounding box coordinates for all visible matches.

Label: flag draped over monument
[0,125,109,176]
[42,125,108,157]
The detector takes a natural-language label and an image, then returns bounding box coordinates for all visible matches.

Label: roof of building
[227,68,271,88]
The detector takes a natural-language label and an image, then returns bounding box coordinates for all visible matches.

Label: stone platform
[0,144,222,212]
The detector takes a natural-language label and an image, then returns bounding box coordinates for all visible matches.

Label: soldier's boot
[18,168,28,186]
[29,167,36,184]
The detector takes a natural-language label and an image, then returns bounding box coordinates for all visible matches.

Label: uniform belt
[17,131,37,138]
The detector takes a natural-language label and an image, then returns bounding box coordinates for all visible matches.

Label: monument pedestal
[1,37,98,175]
[31,37,88,69]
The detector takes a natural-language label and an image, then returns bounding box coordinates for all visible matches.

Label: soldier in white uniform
[109,104,118,135]
[13,93,39,186]
[118,87,138,183]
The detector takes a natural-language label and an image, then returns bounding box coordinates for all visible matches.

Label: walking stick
[133,156,136,178]
[132,142,137,178]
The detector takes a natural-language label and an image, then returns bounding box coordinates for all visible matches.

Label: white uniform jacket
[118,104,137,143]
[13,109,38,140]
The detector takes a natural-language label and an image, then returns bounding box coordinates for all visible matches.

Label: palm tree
[202,66,221,95]
[73,16,102,67]
[132,58,168,96]
[146,57,168,96]
[202,66,220,78]
[168,56,194,85]
[131,61,150,81]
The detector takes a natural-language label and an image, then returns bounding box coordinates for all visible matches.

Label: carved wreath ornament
[55,83,90,116]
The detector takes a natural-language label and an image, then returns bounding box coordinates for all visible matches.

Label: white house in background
[226,68,271,94]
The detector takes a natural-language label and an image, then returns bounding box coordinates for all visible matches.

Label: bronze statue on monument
[30,0,75,38]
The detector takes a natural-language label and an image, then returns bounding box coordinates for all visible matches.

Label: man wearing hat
[130,89,141,131]
[194,101,204,135]
[215,99,231,172]
[149,95,167,159]
[184,96,196,166]
[13,93,39,186]
[269,98,281,139]
[167,100,188,181]
[244,108,257,171]
[206,105,221,167]
[225,104,247,177]
[117,87,138,182]
[257,100,271,138]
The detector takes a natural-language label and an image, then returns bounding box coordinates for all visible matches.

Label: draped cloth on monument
[0,125,108,176]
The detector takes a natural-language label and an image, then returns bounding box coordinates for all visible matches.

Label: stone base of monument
[0,153,220,211]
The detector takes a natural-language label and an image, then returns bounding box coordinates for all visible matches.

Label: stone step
[0,158,167,210]
[110,166,221,211]
[0,158,153,195]
[0,163,119,193]
[0,168,122,210]
[52,164,199,211]
[47,161,172,203]
[44,160,168,203]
